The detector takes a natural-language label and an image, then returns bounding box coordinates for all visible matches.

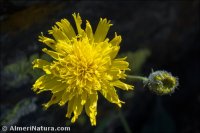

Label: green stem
[127,75,148,83]
[118,110,132,133]
[118,76,149,132]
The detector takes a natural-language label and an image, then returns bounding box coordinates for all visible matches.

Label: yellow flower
[32,13,133,126]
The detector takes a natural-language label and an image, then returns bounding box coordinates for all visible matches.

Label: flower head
[147,71,178,95]
[32,13,133,126]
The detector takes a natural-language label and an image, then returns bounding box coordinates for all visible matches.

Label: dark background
[0,0,199,133]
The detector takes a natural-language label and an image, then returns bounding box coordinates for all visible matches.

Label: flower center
[161,77,175,89]
[77,61,95,80]
[65,37,103,89]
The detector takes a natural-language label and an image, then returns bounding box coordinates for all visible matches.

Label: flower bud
[147,71,178,95]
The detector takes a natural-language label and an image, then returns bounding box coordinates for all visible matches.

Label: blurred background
[0,0,199,133]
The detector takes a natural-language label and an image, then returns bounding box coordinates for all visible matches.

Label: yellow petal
[49,26,69,41]
[32,59,50,69]
[56,19,76,39]
[111,80,134,90]
[81,91,87,105]
[43,90,64,109]
[110,32,122,46]
[66,96,75,118]
[32,75,46,92]
[94,18,112,43]
[32,75,65,94]
[71,95,83,123]
[112,58,130,70]
[109,46,120,59]
[85,93,98,126]
[72,13,84,35]
[56,40,72,55]
[114,57,127,61]
[85,20,94,41]
[107,69,126,80]
[100,82,123,107]
[59,91,70,106]
[39,34,56,50]
[42,48,63,60]
[32,59,51,74]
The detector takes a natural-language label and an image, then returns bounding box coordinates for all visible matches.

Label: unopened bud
[147,71,179,95]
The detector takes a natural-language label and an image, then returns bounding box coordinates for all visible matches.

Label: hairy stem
[127,75,148,83]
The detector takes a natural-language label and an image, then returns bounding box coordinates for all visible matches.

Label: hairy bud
[147,71,179,95]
